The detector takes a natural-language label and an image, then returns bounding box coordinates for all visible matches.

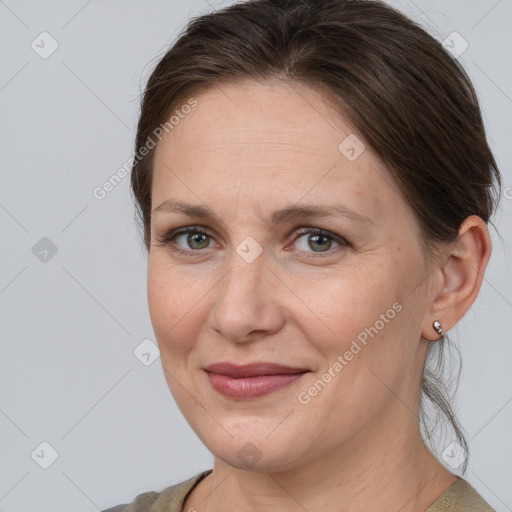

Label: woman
[105,0,501,510]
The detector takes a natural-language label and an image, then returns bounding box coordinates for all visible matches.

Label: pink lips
[204,362,309,399]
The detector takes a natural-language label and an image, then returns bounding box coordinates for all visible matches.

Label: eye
[155,225,349,259]
[291,227,348,257]
[154,226,216,256]
[176,230,212,250]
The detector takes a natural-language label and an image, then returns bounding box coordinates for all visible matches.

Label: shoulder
[101,470,212,512]
[426,478,495,511]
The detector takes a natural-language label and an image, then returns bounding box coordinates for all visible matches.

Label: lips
[204,362,310,399]
[204,362,309,377]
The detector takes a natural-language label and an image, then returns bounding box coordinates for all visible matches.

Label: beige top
[102,470,495,511]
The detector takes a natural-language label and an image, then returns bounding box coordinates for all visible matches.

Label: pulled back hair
[131,0,502,471]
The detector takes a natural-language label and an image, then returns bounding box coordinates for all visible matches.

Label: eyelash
[155,225,350,260]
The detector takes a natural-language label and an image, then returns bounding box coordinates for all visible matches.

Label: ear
[422,215,492,341]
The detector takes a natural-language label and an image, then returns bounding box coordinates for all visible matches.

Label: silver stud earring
[433,320,443,337]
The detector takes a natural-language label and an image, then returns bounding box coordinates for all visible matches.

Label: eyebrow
[153,200,374,226]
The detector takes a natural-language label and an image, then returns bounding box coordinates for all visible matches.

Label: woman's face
[148,80,434,472]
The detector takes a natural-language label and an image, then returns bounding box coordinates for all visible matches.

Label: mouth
[204,362,310,399]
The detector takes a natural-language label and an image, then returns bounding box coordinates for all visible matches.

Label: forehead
[151,80,402,222]
[156,79,365,157]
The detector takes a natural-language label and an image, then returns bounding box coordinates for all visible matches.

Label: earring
[432,320,443,337]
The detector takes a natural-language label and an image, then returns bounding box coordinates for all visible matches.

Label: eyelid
[293,226,347,245]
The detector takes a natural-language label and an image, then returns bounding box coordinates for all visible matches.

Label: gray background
[0,0,511,511]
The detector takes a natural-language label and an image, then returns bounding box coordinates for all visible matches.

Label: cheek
[147,257,205,358]
[147,261,207,413]
[293,258,419,399]
[293,263,403,349]
[304,258,424,401]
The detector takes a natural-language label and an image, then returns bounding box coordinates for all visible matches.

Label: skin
[147,79,492,511]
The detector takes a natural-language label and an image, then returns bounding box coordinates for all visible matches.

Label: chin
[195,417,311,472]
[213,442,306,473]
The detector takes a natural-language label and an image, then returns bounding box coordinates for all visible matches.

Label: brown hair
[130,0,501,471]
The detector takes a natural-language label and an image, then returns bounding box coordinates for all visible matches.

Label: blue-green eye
[156,227,214,255]
[176,230,212,250]
[290,227,349,258]
[156,225,349,259]
[295,230,338,252]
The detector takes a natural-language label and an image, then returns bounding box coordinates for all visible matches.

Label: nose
[208,255,285,344]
